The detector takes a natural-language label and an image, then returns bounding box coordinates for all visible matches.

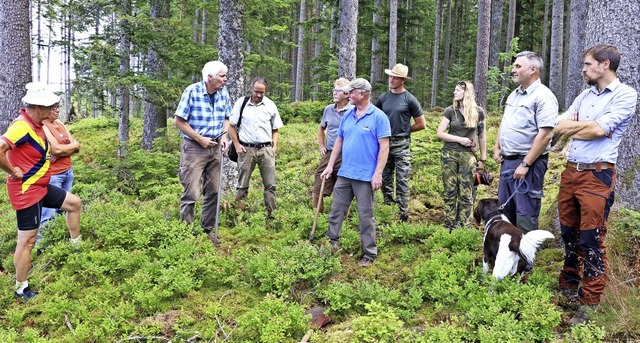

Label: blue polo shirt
[174,81,232,139]
[561,78,637,164]
[337,104,391,182]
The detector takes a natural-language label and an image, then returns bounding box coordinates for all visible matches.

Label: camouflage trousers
[441,149,476,228]
[382,137,411,218]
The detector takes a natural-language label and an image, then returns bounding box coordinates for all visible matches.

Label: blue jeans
[38,168,74,241]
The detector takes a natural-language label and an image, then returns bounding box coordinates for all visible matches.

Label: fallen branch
[64,314,75,334]
[618,276,640,286]
[115,336,170,343]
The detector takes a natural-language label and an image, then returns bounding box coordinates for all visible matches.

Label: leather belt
[567,161,615,171]
[241,141,272,148]
[503,154,525,160]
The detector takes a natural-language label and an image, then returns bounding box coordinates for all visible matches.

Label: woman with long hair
[436,80,487,229]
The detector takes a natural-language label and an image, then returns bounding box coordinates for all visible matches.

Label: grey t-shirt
[442,105,486,152]
[321,103,353,150]
[374,90,423,137]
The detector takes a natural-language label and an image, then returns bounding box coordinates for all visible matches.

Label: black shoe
[569,304,599,325]
[330,240,342,254]
[400,214,409,222]
[206,232,221,247]
[358,256,374,267]
[15,286,37,301]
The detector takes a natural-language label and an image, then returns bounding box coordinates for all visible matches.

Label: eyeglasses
[332,89,344,94]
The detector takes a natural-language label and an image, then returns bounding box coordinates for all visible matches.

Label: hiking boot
[400,214,409,223]
[569,304,599,325]
[15,286,37,301]
[560,288,580,305]
[330,240,341,254]
[358,256,374,267]
[206,232,221,247]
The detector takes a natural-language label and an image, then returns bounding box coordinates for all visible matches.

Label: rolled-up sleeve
[595,88,638,135]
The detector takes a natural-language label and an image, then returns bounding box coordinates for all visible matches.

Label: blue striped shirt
[175,81,232,139]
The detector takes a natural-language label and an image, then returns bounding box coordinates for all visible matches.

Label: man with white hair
[174,61,232,245]
[0,82,82,301]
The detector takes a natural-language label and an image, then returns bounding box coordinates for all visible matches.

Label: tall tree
[548,0,564,106]
[429,0,442,108]
[117,0,132,159]
[0,0,31,133]
[583,0,640,210]
[219,0,245,102]
[499,0,516,104]
[338,0,358,79]
[564,0,587,109]
[370,0,383,91]
[142,0,170,150]
[540,0,550,83]
[488,0,503,68]
[294,0,306,101]
[474,0,491,109]
[389,0,398,68]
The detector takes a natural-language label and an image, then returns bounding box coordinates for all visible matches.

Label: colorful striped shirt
[1,110,51,210]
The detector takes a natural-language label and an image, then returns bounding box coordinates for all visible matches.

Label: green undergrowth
[0,113,637,342]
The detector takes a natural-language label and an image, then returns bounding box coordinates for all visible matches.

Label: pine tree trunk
[294,0,306,102]
[370,0,383,93]
[142,0,170,150]
[441,0,453,92]
[313,0,322,99]
[564,0,587,109]
[488,0,503,68]
[219,0,245,102]
[499,0,516,104]
[583,1,640,210]
[429,0,442,108]
[540,0,550,83]
[201,0,207,45]
[219,0,245,194]
[338,0,358,79]
[474,0,491,109]
[548,0,564,105]
[0,0,31,134]
[389,0,398,68]
[117,0,132,159]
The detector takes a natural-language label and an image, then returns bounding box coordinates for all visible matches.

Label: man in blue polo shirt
[174,61,232,245]
[556,44,638,325]
[321,78,391,267]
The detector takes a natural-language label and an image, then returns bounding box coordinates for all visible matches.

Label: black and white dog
[473,198,554,281]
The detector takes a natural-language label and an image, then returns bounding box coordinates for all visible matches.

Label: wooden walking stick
[309,176,326,242]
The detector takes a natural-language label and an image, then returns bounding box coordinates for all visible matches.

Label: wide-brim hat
[384,63,412,80]
[341,78,372,93]
[21,82,60,107]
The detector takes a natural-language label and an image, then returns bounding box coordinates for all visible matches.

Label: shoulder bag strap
[237,96,250,132]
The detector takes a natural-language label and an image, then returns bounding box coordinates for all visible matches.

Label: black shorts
[16,185,67,231]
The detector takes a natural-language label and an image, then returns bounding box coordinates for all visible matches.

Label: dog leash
[497,169,530,212]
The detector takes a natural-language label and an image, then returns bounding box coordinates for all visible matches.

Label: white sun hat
[21,82,60,107]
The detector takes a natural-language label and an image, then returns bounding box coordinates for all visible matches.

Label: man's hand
[371,172,382,191]
[321,165,333,180]
[513,164,529,180]
[319,146,327,156]
[197,135,216,148]
[10,167,23,179]
[493,147,503,164]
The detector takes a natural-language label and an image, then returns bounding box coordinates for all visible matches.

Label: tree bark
[219,0,245,102]
[500,0,516,104]
[441,0,453,93]
[294,0,306,102]
[313,0,322,99]
[142,0,170,150]
[429,0,442,108]
[338,0,358,79]
[389,0,398,68]
[474,0,491,109]
[488,0,503,68]
[370,0,383,92]
[219,0,245,194]
[564,0,587,109]
[540,0,550,83]
[583,1,640,210]
[0,0,31,134]
[117,0,132,159]
[548,0,564,105]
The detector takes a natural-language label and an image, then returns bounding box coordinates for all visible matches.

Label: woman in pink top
[38,106,80,238]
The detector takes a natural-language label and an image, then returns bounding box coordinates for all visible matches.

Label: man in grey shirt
[493,51,558,233]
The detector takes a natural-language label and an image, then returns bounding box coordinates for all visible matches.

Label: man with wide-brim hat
[0,82,82,301]
[374,63,425,222]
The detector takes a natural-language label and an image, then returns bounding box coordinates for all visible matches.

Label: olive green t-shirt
[442,105,485,152]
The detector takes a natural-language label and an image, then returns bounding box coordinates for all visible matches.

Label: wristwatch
[521,161,530,168]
